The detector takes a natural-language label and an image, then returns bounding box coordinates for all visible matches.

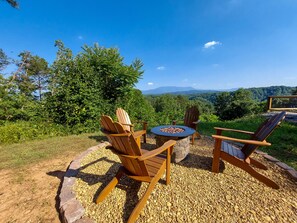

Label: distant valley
[141,85,296,102]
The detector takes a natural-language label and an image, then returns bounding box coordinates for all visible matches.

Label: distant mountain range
[141,85,296,102]
[142,86,234,95]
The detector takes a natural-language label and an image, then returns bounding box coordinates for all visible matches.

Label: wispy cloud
[78,35,83,40]
[147,82,154,86]
[156,66,166,70]
[182,78,189,82]
[204,41,221,49]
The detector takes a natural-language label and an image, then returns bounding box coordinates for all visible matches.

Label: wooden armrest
[133,130,145,138]
[214,127,254,135]
[212,135,271,146]
[122,123,134,127]
[138,140,176,161]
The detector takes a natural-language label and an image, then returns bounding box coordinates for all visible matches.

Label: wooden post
[267,96,272,112]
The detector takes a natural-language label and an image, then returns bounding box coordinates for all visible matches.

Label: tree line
[0,42,296,143]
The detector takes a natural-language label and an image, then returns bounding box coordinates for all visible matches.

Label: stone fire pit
[151,125,195,162]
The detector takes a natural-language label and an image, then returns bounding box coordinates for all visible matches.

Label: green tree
[215,89,257,120]
[14,51,35,98]
[46,41,143,131]
[117,89,156,126]
[24,53,50,100]
[0,49,10,72]
[81,44,143,102]
[214,92,232,120]
[292,87,297,95]
[0,74,38,121]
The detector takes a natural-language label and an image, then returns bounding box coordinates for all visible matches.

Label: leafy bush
[200,114,219,122]
[0,121,67,144]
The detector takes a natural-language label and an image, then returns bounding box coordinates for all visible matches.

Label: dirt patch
[0,154,75,223]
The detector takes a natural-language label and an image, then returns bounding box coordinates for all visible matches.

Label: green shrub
[200,114,219,122]
[0,121,68,144]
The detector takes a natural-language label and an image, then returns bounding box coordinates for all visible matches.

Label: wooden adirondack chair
[116,108,147,145]
[173,106,201,145]
[97,115,176,223]
[212,111,286,189]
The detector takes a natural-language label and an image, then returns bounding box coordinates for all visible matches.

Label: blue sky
[1,0,297,90]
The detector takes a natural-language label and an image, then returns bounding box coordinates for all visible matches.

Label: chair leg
[196,131,201,139]
[242,164,279,189]
[166,147,173,185]
[127,171,163,223]
[212,140,222,173]
[96,168,124,203]
[191,132,201,145]
[223,154,279,189]
[249,157,268,170]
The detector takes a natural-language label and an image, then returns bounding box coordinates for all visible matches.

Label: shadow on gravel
[141,140,225,173]
[175,153,226,173]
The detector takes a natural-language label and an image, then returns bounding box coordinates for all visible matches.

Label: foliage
[14,51,50,100]
[214,88,258,120]
[0,121,67,144]
[146,94,214,125]
[185,86,296,104]
[45,41,143,132]
[117,89,157,127]
[0,48,10,71]
[0,51,50,122]
[199,114,219,122]
[0,74,41,121]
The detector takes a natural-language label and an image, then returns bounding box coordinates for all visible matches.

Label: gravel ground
[75,136,297,223]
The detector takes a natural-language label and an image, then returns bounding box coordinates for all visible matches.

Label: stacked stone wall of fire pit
[156,135,190,163]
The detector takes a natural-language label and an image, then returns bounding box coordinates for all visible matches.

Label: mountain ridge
[141,86,234,95]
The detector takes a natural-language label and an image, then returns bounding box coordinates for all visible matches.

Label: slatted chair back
[184,106,199,129]
[116,108,132,132]
[241,111,286,158]
[100,115,149,177]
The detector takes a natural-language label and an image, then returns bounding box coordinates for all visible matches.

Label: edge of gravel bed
[59,139,297,223]
[59,141,110,223]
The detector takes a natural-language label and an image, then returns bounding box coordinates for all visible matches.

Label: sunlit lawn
[0,133,105,170]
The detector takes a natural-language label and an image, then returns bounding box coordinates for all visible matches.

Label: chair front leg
[166,145,174,185]
[127,168,163,223]
[212,139,222,173]
[96,168,124,203]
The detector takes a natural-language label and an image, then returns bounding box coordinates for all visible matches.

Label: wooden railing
[267,95,297,111]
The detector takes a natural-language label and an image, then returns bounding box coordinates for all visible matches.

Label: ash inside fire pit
[160,126,185,134]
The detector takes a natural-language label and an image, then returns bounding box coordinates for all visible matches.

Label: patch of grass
[0,121,69,144]
[200,115,297,170]
[0,132,106,170]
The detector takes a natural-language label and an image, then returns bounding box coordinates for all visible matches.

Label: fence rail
[267,95,297,111]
